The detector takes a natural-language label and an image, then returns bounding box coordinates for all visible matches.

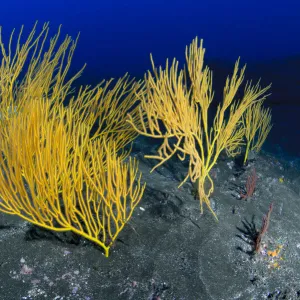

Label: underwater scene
[0,1,300,299]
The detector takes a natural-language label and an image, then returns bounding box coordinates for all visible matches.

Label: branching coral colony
[0,22,273,257]
[0,22,146,257]
[128,38,272,220]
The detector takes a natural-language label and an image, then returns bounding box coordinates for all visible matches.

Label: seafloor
[1,136,300,300]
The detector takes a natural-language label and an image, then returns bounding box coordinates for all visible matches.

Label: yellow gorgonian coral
[242,101,272,164]
[128,38,271,220]
[0,23,145,257]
